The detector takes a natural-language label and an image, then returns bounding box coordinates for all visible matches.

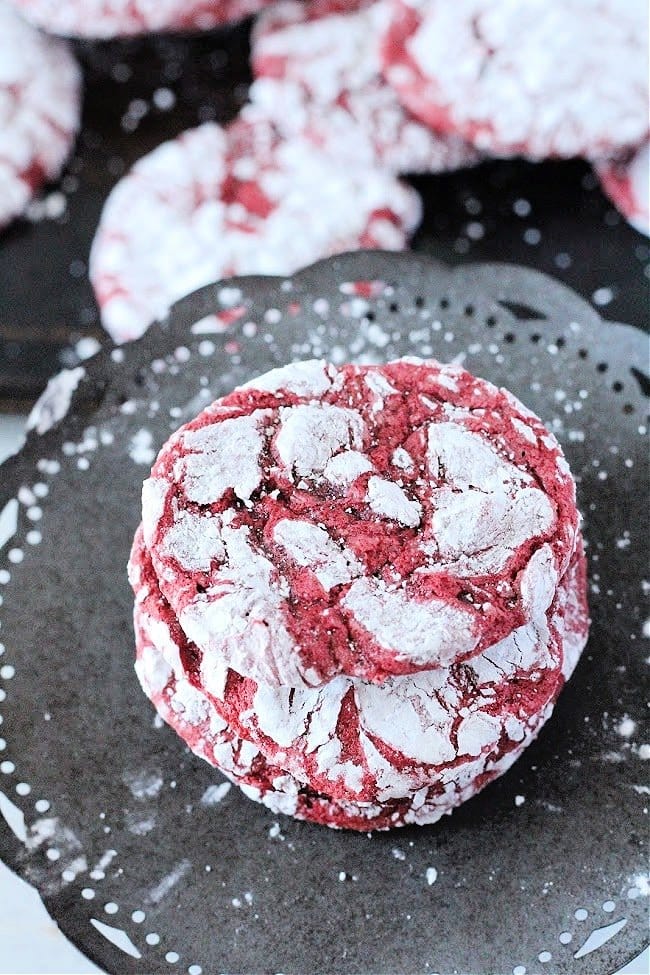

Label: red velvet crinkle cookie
[8,0,274,38]
[141,358,580,689]
[0,2,81,230]
[249,0,478,175]
[132,528,587,806]
[596,142,650,237]
[89,118,421,342]
[381,0,649,160]
[131,529,589,829]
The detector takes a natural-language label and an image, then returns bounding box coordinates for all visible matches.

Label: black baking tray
[0,20,648,407]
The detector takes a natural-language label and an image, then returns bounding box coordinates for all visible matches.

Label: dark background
[1,19,648,409]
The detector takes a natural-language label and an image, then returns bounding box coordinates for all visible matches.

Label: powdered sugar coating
[143,358,580,687]
[381,0,649,160]
[10,0,274,38]
[89,117,421,342]
[249,0,478,174]
[596,141,650,237]
[0,2,81,229]
[131,528,588,823]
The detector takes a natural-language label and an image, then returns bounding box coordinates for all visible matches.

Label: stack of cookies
[129,357,589,830]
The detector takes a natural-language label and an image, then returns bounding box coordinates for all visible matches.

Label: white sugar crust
[391,0,649,159]
[178,411,269,504]
[366,475,422,527]
[0,3,81,228]
[273,519,363,591]
[274,403,366,478]
[89,118,421,342]
[323,450,374,487]
[342,576,478,668]
[240,359,334,397]
[426,422,556,576]
[180,521,305,688]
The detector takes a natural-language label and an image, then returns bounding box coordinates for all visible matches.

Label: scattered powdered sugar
[128,429,155,466]
[123,769,164,800]
[26,368,85,436]
[200,782,231,806]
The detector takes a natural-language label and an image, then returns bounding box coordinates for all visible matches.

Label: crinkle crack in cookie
[596,141,650,237]
[0,1,81,230]
[381,0,649,160]
[130,528,589,829]
[89,118,422,343]
[249,0,479,175]
[8,0,274,38]
[141,358,580,689]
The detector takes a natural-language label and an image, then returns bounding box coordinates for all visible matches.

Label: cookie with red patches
[141,358,580,689]
[9,0,274,38]
[249,0,478,174]
[596,142,650,237]
[131,528,589,829]
[0,2,81,230]
[89,118,421,342]
[381,0,649,160]
[133,525,587,805]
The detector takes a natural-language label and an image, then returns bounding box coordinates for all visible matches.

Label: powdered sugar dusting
[275,404,365,479]
[273,519,362,590]
[179,412,269,503]
[342,576,478,668]
[366,475,422,527]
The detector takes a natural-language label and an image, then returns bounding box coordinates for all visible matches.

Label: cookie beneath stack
[130,357,589,830]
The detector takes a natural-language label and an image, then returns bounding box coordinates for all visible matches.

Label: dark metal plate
[0,252,648,975]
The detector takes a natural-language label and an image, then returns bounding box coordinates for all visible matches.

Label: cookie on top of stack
[130,357,589,830]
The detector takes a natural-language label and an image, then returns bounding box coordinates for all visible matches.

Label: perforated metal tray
[0,252,648,975]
